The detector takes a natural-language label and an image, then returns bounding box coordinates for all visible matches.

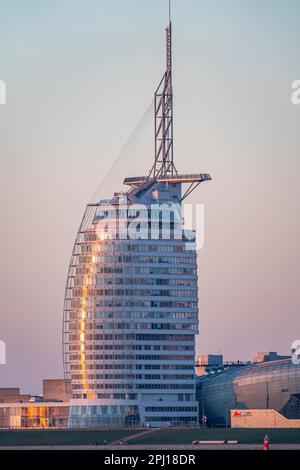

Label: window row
[78,255,196,265]
[69,311,197,320]
[69,355,194,363]
[69,299,197,309]
[69,322,197,332]
[71,288,197,299]
[145,407,197,413]
[72,383,195,390]
[71,373,194,381]
[68,344,194,352]
[69,333,194,342]
[69,363,194,370]
[81,242,185,254]
[73,277,197,287]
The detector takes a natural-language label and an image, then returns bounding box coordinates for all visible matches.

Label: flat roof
[124,173,212,186]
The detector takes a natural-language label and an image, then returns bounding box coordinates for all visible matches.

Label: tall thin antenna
[123,1,212,198]
[148,1,176,179]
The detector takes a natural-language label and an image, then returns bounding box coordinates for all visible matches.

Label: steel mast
[149,1,177,179]
[124,1,211,200]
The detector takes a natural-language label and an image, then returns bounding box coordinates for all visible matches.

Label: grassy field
[1,428,300,446]
[130,428,300,445]
[0,429,137,446]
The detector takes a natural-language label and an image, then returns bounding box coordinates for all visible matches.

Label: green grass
[2,428,300,446]
[0,429,137,446]
[130,428,300,445]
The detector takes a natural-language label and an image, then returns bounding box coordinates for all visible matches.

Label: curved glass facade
[69,404,140,428]
[62,16,211,428]
[196,359,300,426]
[63,183,199,427]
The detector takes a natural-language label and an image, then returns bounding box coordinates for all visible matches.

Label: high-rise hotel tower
[63,15,211,428]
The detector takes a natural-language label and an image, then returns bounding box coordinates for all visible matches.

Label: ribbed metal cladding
[196,359,300,426]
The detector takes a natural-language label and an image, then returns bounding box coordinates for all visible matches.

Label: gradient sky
[0,0,299,394]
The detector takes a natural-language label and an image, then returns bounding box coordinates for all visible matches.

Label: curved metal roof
[196,359,300,385]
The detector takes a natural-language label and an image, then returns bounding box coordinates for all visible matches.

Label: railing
[124,173,212,185]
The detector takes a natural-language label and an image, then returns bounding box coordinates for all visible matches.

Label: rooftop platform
[124,173,212,186]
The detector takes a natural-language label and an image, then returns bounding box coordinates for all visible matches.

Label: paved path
[109,428,160,445]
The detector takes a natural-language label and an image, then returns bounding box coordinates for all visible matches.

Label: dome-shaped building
[196,359,300,427]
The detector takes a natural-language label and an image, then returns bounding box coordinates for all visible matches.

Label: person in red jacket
[263,434,270,451]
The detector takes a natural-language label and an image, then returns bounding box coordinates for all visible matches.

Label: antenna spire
[149,2,176,179]
[123,1,212,198]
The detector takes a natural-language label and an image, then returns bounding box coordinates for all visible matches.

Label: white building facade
[63,18,210,428]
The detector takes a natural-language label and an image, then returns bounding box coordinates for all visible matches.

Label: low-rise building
[0,402,69,428]
[43,379,72,402]
[0,388,30,404]
[253,351,290,363]
[0,379,71,429]
[196,355,223,377]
